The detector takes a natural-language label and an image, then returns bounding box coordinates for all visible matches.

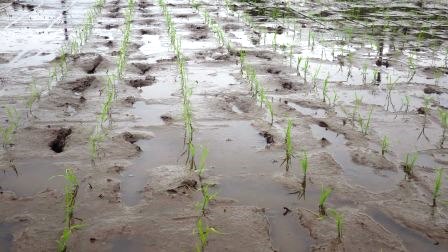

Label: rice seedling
[358,107,373,135]
[400,95,410,114]
[197,183,217,216]
[88,126,106,162]
[351,93,362,126]
[296,55,302,76]
[407,54,416,83]
[196,147,208,181]
[328,209,343,242]
[439,109,448,147]
[300,151,308,177]
[385,75,398,111]
[281,119,294,172]
[303,58,310,83]
[380,136,390,156]
[0,106,20,149]
[432,168,443,207]
[403,153,418,179]
[195,217,219,252]
[418,96,432,141]
[312,65,321,90]
[57,169,83,252]
[322,75,329,103]
[319,185,332,216]
[273,32,277,52]
[117,0,135,79]
[265,98,274,125]
[331,90,338,107]
[361,63,368,84]
[26,79,41,116]
[434,68,443,86]
[372,68,380,84]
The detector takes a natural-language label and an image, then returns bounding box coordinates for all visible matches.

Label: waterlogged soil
[1,0,448,251]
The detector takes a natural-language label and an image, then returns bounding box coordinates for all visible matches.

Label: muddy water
[1,0,448,251]
[121,120,315,250]
[368,208,448,252]
[0,158,66,196]
[310,124,402,192]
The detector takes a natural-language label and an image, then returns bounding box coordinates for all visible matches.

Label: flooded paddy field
[0,0,448,251]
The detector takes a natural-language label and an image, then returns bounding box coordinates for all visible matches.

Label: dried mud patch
[298,207,407,251]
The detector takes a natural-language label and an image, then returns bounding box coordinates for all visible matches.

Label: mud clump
[63,76,96,92]
[266,68,281,74]
[122,132,138,144]
[318,121,329,128]
[417,107,427,115]
[259,131,275,144]
[49,128,72,153]
[281,81,296,90]
[124,96,136,105]
[132,62,152,74]
[140,29,157,35]
[105,41,113,47]
[161,114,173,124]
[423,85,445,95]
[105,24,118,30]
[127,76,156,88]
[74,53,103,74]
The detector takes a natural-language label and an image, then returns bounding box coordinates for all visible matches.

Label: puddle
[122,121,314,251]
[287,102,327,118]
[310,124,401,192]
[416,153,447,170]
[187,64,244,93]
[121,126,185,206]
[0,223,14,252]
[139,34,169,58]
[195,121,315,251]
[110,236,145,252]
[0,158,65,196]
[132,101,177,126]
[368,208,448,252]
[230,30,255,48]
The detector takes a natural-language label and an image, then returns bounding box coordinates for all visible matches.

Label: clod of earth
[127,76,156,88]
[63,76,96,92]
[49,128,72,153]
[73,53,104,74]
[259,131,275,144]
